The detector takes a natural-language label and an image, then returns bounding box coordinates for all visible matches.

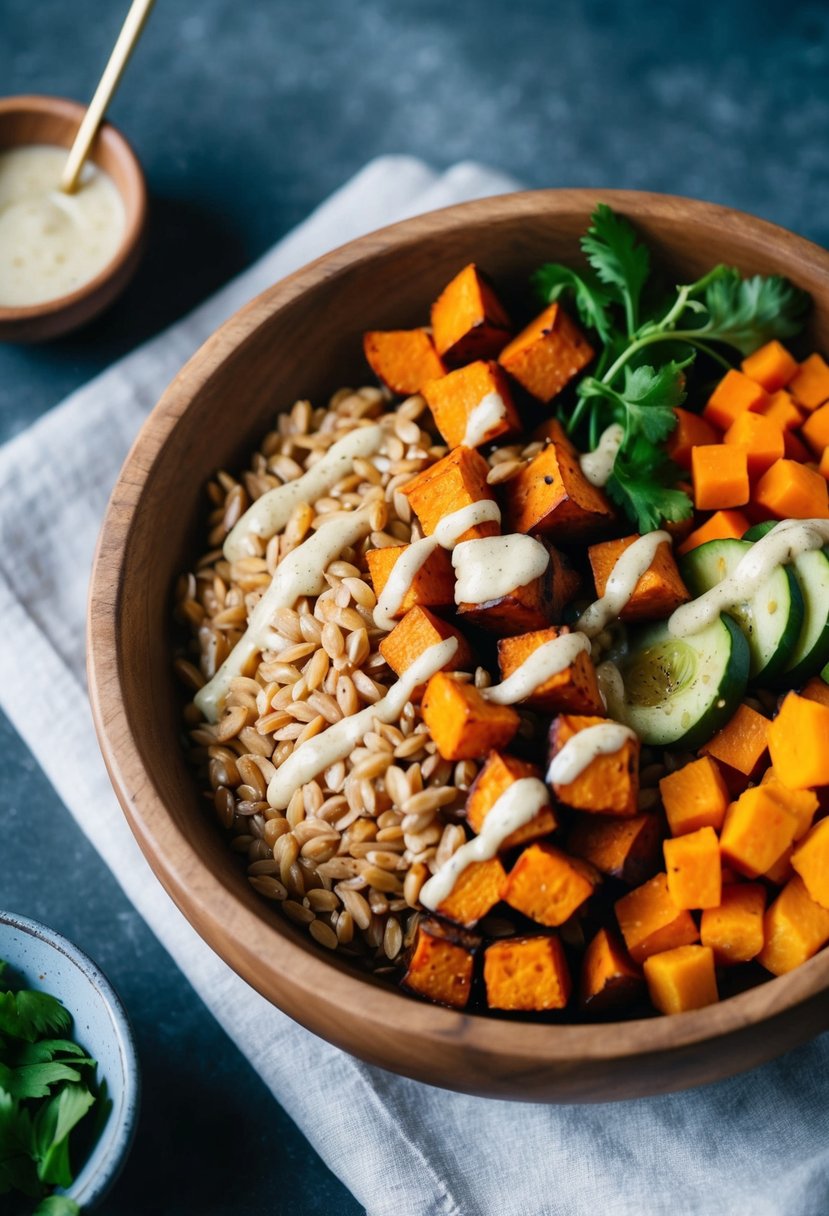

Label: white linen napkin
[0,156,828,1216]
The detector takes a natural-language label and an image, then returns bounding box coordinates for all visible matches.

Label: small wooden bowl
[0,95,147,342]
[88,190,829,1102]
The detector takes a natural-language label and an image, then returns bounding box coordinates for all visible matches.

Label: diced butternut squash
[615,873,699,963]
[664,826,721,910]
[501,842,598,927]
[483,935,571,1011]
[768,692,829,788]
[691,444,750,510]
[465,751,558,849]
[378,605,472,679]
[403,446,499,544]
[820,447,829,481]
[365,543,455,618]
[753,459,829,519]
[800,675,829,709]
[643,944,718,1015]
[456,538,558,637]
[700,703,769,779]
[401,919,478,1008]
[724,411,785,478]
[719,785,799,878]
[421,672,519,760]
[567,812,662,886]
[503,436,616,540]
[801,402,829,456]
[741,340,799,393]
[759,772,818,840]
[547,714,640,817]
[430,263,512,366]
[700,883,766,965]
[588,533,690,622]
[363,328,445,396]
[758,875,829,975]
[676,508,750,556]
[496,625,604,715]
[498,301,594,402]
[703,369,770,431]
[422,360,520,450]
[432,856,507,928]
[667,407,721,470]
[789,354,829,411]
[791,819,829,910]
[783,428,814,463]
[578,927,644,1014]
[659,756,730,836]
[764,845,795,886]
[758,389,805,432]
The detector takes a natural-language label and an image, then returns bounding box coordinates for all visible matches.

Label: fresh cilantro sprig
[534,205,811,531]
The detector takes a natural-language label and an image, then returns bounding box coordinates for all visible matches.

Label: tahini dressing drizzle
[452,534,550,605]
[484,632,591,705]
[577,530,671,637]
[546,722,636,785]
[461,391,508,449]
[579,423,624,488]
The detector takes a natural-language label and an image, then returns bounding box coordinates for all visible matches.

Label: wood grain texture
[88,190,829,1102]
[0,95,146,342]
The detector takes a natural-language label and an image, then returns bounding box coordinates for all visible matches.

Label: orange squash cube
[465,751,558,850]
[768,692,829,788]
[820,447,829,481]
[365,543,455,618]
[703,369,770,431]
[719,785,799,878]
[741,340,799,393]
[789,354,829,411]
[659,756,730,836]
[800,676,829,710]
[699,703,769,779]
[801,402,829,457]
[363,328,445,396]
[588,533,690,622]
[498,301,594,402]
[430,263,512,366]
[667,407,721,470]
[547,713,640,817]
[615,873,699,963]
[431,856,507,928]
[759,772,818,840]
[753,459,829,519]
[483,935,572,1011]
[378,605,472,679]
[421,672,519,761]
[567,812,662,886]
[724,412,785,478]
[643,944,719,1014]
[401,919,479,1008]
[764,845,795,886]
[403,446,500,544]
[422,360,520,450]
[691,444,750,510]
[496,625,604,715]
[700,883,766,965]
[664,826,722,910]
[758,875,829,975]
[791,819,829,910]
[455,537,560,637]
[758,389,805,432]
[501,842,598,927]
[503,437,616,540]
[783,429,813,463]
[676,509,750,556]
[579,927,644,1013]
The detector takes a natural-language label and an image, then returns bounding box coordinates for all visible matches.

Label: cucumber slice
[744,522,829,686]
[680,538,803,684]
[604,614,749,749]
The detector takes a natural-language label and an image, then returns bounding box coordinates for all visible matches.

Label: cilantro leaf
[34,1084,95,1188]
[581,203,650,334]
[532,262,615,345]
[0,989,72,1044]
[697,267,811,354]
[34,1198,82,1216]
[607,437,693,533]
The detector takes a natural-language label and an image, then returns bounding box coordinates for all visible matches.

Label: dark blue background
[2,2,829,1212]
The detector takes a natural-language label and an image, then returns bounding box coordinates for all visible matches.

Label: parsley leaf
[0,989,72,1044]
[696,267,811,354]
[532,263,615,345]
[0,1061,89,1101]
[581,203,651,335]
[606,437,693,534]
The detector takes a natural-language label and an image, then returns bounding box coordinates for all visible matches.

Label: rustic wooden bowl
[0,95,147,342]
[88,190,829,1102]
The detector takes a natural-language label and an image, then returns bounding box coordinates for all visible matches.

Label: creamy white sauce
[0,145,125,307]
[484,632,591,705]
[579,423,624,487]
[373,536,439,630]
[195,510,373,722]
[266,637,458,808]
[432,499,502,548]
[452,534,549,605]
[547,722,636,786]
[461,390,508,448]
[577,530,671,638]
[669,518,829,638]
[419,777,550,910]
[224,425,384,561]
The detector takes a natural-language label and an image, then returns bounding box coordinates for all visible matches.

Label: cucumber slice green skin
[680,538,804,685]
[744,522,829,687]
[606,613,750,751]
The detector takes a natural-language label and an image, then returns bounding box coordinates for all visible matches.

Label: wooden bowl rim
[88,187,829,1084]
[0,94,147,322]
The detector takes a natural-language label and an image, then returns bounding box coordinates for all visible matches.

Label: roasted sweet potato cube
[667,407,721,470]
[504,437,615,540]
[422,672,519,760]
[788,353,829,411]
[401,918,479,1008]
[659,756,730,836]
[363,328,445,396]
[422,359,520,450]
[767,692,829,789]
[498,302,594,402]
[501,842,599,927]
[579,926,644,1014]
[800,676,829,710]
[615,872,699,963]
[379,606,472,680]
[700,703,769,780]
[741,340,799,393]
[466,751,558,850]
[643,945,719,1015]
[719,785,799,879]
[403,446,500,544]
[759,772,818,840]
[431,263,512,366]
[702,369,770,431]
[496,625,604,715]
[454,536,558,636]
[701,883,766,965]
[365,544,455,619]
[567,812,662,886]
[484,935,571,1011]
[791,819,829,910]
[663,826,722,910]
[547,714,640,817]
[758,875,829,975]
[430,856,507,928]
[588,533,690,623]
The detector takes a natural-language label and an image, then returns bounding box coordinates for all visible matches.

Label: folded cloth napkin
[0,156,828,1216]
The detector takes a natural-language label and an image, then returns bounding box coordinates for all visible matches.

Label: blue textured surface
[2,2,829,1213]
